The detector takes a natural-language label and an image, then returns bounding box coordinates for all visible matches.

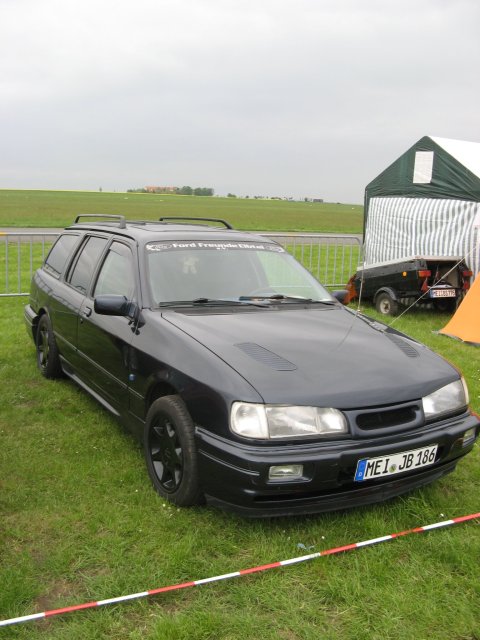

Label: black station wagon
[25,215,479,516]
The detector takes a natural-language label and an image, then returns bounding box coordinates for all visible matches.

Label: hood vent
[235,342,297,371]
[386,333,419,358]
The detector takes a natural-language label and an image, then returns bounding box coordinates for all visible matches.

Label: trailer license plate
[354,445,438,482]
[431,289,456,298]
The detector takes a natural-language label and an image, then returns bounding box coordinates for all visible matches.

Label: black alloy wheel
[144,395,203,506]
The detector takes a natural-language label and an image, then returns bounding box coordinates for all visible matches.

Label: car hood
[162,306,457,408]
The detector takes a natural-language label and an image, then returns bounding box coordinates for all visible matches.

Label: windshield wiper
[157,298,269,308]
[239,294,336,305]
[192,297,270,307]
[157,296,335,308]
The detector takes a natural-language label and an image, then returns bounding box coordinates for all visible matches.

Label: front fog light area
[462,428,477,447]
[269,464,304,481]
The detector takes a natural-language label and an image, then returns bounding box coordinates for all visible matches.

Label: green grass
[1,297,479,639]
[0,189,363,233]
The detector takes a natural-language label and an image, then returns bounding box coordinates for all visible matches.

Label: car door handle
[83,307,92,318]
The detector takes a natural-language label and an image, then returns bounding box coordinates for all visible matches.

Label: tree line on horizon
[127,186,214,196]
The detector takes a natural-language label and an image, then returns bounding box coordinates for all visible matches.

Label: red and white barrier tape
[1,512,478,628]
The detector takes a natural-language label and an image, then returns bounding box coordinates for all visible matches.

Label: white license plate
[354,445,438,482]
[430,289,456,298]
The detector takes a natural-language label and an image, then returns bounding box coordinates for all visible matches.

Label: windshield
[145,240,332,305]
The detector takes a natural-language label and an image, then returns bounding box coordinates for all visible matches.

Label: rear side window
[68,236,108,294]
[44,234,79,277]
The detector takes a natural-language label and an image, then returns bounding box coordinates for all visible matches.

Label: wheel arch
[145,380,179,414]
[31,307,49,339]
[373,286,399,303]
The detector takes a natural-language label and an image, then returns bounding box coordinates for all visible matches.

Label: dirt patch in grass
[33,577,84,613]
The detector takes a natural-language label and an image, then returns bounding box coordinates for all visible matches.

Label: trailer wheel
[375,292,399,316]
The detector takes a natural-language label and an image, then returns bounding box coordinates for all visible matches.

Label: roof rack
[158,217,234,230]
[74,214,126,229]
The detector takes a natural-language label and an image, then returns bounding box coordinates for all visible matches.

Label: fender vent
[235,343,297,371]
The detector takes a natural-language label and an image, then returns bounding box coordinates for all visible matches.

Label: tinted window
[146,241,331,303]
[94,242,135,299]
[44,234,79,277]
[257,251,323,297]
[68,236,108,294]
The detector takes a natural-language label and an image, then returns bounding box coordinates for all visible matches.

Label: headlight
[422,378,469,420]
[231,402,348,439]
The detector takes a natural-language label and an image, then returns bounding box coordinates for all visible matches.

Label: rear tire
[36,314,63,379]
[375,292,399,316]
[144,395,204,507]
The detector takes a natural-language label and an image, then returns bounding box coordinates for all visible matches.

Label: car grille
[356,405,419,430]
[346,401,423,435]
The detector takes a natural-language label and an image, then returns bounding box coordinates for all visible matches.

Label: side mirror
[94,294,132,316]
[332,290,349,305]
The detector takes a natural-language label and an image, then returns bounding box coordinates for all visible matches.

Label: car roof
[65,215,273,246]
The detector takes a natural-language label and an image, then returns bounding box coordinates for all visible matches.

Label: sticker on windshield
[146,241,285,253]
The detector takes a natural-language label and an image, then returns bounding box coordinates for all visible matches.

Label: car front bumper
[196,412,479,517]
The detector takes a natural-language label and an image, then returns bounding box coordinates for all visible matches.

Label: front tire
[144,395,203,506]
[36,314,63,378]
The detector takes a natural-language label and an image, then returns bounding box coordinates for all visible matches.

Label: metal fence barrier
[0,231,362,297]
[264,233,362,290]
[1,232,59,297]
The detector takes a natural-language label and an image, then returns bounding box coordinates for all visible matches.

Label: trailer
[349,256,472,315]
[347,136,480,313]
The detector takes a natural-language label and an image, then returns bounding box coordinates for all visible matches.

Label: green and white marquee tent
[363,136,480,278]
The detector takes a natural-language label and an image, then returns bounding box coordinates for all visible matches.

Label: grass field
[0,189,363,233]
[1,191,479,638]
[0,188,363,295]
[1,296,479,640]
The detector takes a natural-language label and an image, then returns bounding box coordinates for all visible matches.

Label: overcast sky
[1,0,479,203]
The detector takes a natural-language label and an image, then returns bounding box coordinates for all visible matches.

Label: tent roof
[365,135,480,208]
[431,137,480,180]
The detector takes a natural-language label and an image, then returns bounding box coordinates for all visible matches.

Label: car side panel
[126,310,264,437]
[31,270,85,369]
[75,302,135,414]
